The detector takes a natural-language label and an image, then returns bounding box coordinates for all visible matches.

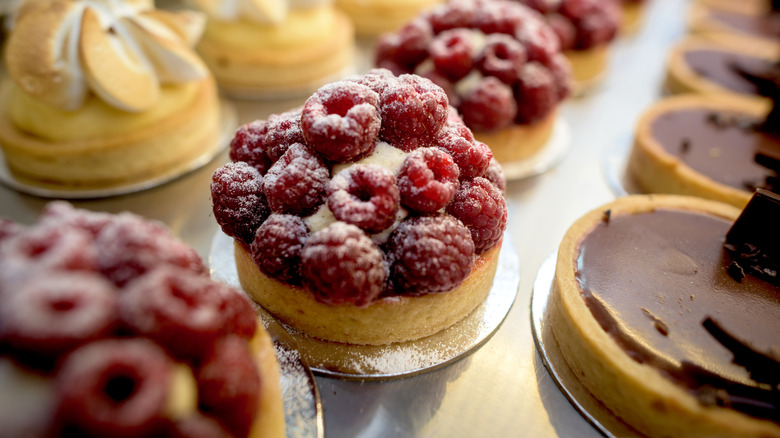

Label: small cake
[547,193,780,438]
[192,0,355,97]
[0,0,221,189]
[374,0,572,163]
[0,202,285,438]
[336,0,443,37]
[211,70,507,345]
[689,1,780,54]
[516,0,621,93]
[627,94,779,208]
[665,36,778,104]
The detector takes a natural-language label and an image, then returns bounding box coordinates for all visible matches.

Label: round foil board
[602,138,643,198]
[210,230,520,380]
[502,118,571,181]
[0,101,237,199]
[530,252,640,437]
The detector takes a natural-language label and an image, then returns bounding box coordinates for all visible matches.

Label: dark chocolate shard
[730,59,780,137]
[702,317,780,386]
[724,189,780,284]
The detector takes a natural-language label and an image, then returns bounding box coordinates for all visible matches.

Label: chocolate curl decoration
[724,188,780,283]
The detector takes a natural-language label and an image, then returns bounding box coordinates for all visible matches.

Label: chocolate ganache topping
[685,49,775,95]
[709,9,780,40]
[575,207,780,422]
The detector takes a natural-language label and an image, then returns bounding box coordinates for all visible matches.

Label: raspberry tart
[0,202,285,438]
[0,0,222,189]
[547,193,780,437]
[374,0,572,164]
[211,70,508,345]
[192,0,355,97]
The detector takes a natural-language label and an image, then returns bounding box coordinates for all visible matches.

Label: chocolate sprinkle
[602,209,611,224]
[728,260,746,282]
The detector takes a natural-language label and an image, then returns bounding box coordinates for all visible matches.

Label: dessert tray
[530,252,639,437]
[210,230,520,380]
[0,101,237,199]
[502,118,571,181]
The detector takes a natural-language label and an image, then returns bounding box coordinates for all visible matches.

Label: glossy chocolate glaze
[651,108,779,191]
[684,49,774,95]
[576,209,780,421]
[710,9,780,39]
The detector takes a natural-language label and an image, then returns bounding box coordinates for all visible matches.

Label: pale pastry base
[248,325,286,438]
[688,2,780,54]
[197,11,355,96]
[336,0,443,36]
[627,94,771,208]
[549,194,780,438]
[664,36,775,105]
[619,1,646,34]
[565,45,610,96]
[0,78,220,188]
[475,110,557,164]
[235,241,501,346]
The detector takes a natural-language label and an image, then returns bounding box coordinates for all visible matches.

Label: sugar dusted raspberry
[446,177,507,254]
[379,74,449,151]
[421,70,459,108]
[197,336,261,438]
[345,68,397,97]
[397,148,459,213]
[327,165,400,233]
[429,29,474,82]
[229,120,273,175]
[0,225,98,274]
[262,143,329,216]
[559,0,619,49]
[0,273,118,365]
[96,213,207,287]
[263,109,306,163]
[211,162,269,245]
[387,215,475,295]
[514,62,558,123]
[547,53,573,100]
[301,223,387,306]
[119,267,227,361]
[170,414,233,438]
[302,82,381,163]
[436,124,493,179]
[484,157,507,192]
[427,0,477,33]
[39,202,113,238]
[54,338,172,438]
[375,19,433,71]
[251,214,308,284]
[516,13,561,65]
[459,76,518,132]
[523,0,563,14]
[476,33,527,84]
[547,13,577,50]
[474,0,530,35]
[214,283,258,339]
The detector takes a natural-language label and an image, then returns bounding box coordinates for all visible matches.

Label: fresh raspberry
[0,225,98,275]
[379,74,449,151]
[251,214,308,284]
[96,213,207,287]
[429,29,475,82]
[546,13,577,51]
[387,215,475,295]
[214,285,258,339]
[446,177,507,254]
[421,70,459,108]
[301,223,387,306]
[375,19,433,71]
[436,124,493,179]
[459,76,518,132]
[474,0,529,35]
[196,336,261,438]
[484,157,507,192]
[262,143,329,216]
[119,267,228,361]
[397,148,460,213]
[327,165,400,233]
[229,120,273,175]
[54,338,173,438]
[559,0,619,49]
[301,82,381,163]
[0,273,118,366]
[522,0,563,14]
[211,162,270,245]
[169,414,233,438]
[514,62,559,123]
[262,109,306,163]
[39,202,113,238]
[476,33,528,84]
[516,13,561,65]
[547,53,573,100]
[427,0,477,33]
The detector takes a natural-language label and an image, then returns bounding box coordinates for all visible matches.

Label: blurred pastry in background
[689,0,780,53]
[336,0,443,37]
[618,0,649,32]
[0,0,221,190]
[192,0,355,98]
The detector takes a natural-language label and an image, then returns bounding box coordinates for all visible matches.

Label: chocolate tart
[549,194,780,438]
[627,94,777,208]
[688,2,780,54]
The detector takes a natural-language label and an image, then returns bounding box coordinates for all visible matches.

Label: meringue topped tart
[193,0,355,97]
[0,0,221,189]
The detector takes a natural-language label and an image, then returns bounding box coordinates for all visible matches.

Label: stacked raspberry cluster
[517,0,620,51]
[0,203,263,438]
[212,69,507,307]
[375,0,572,132]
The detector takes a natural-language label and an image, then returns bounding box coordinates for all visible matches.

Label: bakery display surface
[1,1,732,436]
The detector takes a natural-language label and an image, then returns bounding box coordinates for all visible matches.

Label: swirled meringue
[5,0,208,112]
